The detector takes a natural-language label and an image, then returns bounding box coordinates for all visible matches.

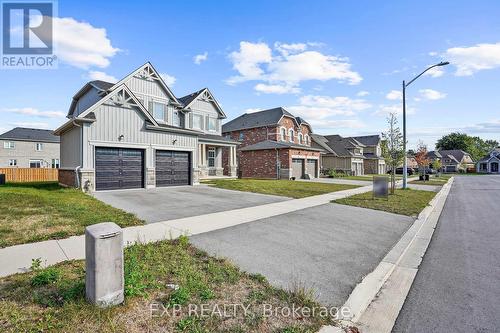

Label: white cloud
[193,52,208,65]
[445,42,500,76]
[309,119,365,129]
[424,66,444,78]
[227,41,273,84]
[419,89,446,100]
[244,108,263,114]
[373,104,415,116]
[51,17,120,69]
[3,107,65,118]
[296,95,371,115]
[254,83,300,94]
[159,73,176,86]
[10,122,50,129]
[357,90,369,97]
[88,70,117,83]
[227,41,362,93]
[386,90,402,100]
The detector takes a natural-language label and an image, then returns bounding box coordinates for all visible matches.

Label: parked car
[388,167,415,175]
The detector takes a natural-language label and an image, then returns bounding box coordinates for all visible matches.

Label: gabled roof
[179,88,226,118]
[311,134,364,158]
[0,127,59,143]
[239,139,322,152]
[437,149,471,163]
[351,134,381,146]
[427,150,442,158]
[67,80,114,117]
[222,107,302,132]
[477,147,500,162]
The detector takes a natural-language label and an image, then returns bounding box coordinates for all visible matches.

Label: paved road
[94,185,289,223]
[191,203,413,306]
[393,175,500,333]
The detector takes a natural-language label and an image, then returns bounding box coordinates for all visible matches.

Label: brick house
[222,107,322,179]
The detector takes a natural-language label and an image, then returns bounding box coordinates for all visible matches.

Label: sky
[1,0,500,149]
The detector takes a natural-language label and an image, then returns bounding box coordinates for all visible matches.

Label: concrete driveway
[190,203,413,307]
[94,185,289,223]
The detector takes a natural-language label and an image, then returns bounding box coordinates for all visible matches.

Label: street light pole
[402,61,449,189]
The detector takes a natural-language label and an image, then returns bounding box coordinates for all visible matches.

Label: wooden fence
[0,168,59,182]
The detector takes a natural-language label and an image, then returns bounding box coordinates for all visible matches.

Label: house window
[3,141,15,149]
[298,133,303,144]
[239,132,245,141]
[289,129,294,142]
[208,147,216,167]
[8,159,17,166]
[51,159,60,168]
[35,143,43,151]
[173,110,181,127]
[304,135,309,145]
[208,117,217,131]
[193,114,203,130]
[152,102,166,121]
[280,127,286,141]
[29,160,42,168]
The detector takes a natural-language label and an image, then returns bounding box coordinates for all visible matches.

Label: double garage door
[291,158,317,179]
[95,147,190,191]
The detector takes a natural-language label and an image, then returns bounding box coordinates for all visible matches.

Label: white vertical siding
[60,126,81,168]
[126,76,170,99]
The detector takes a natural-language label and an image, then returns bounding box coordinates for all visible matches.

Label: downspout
[275,148,280,180]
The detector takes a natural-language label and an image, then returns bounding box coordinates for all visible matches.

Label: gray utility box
[85,222,124,307]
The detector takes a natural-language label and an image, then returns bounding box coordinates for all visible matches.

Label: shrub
[31,267,60,286]
[328,169,347,178]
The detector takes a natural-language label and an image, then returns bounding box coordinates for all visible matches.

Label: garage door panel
[292,158,304,179]
[156,150,190,187]
[95,147,144,191]
[306,160,317,177]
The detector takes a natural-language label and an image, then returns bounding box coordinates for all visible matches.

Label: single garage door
[95,147,144,191]
[305,159,317,177]
[156,150,190,187]
[292,158,304,179]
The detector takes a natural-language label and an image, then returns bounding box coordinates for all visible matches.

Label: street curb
[319,177,454,333]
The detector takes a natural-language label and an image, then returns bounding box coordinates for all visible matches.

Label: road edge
[320,176,454,333]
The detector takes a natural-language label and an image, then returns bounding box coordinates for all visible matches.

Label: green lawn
[409,174,451,186]
[0,238,331,332]
[341,174,402,181]
[203,179,359,198]
[0,182,143,248]
[334,189,437,217]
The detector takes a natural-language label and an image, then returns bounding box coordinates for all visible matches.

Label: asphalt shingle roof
[351,134,381,146]
[90,80,114,91]
[222,107,296,132]
[0,127,59,143]
[240,140,322,152]
[311,134,364,157]
[437,149,470,163]
[198,133,239,144]
[178,88,205,107]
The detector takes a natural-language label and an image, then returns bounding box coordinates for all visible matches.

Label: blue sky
[1,0,500,149]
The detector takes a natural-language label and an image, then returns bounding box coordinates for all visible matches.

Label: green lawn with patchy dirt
[203,179,359,199]
[0,237,331,333]
[0,182,143,248]
[334,188,437,217]
[409,174,452,186]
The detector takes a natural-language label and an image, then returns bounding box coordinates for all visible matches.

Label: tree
[433,159,442,174]
[414,141,430,181]
[436,132,499,161]
[382,113,405,193]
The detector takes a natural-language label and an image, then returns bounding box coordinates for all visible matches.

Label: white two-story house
[54,62,238,191]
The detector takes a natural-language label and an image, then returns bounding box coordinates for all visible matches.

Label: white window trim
[304,134,309,145]
[208,147,216,167]
[29,159,42,168]
[280,127,287,141]
[3,141,15,149]
[9,159,17,166]
[52,158,60,168]
[208,117,217,132]
[192,113,203,130]
[35,143,43,151]
[288,129,294,142]
[298,133,303,144]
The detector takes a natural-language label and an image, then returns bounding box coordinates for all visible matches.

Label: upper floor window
[304,135,309,145]
[193,114,203,130]
[35,143,43,151]
[152,102,166,121]
[239,132,245,141]
[52,159,60,168]
[280,127,286,141]
[3,141,15,149]
[173,110,181,127]
[208,117,217,131]
[298,133,303,145]
[9,159,17,166]
[288,129,294,142]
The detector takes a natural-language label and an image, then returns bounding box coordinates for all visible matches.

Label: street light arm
[405,61,449,87]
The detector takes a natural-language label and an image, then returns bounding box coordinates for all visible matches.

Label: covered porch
[197,137,238,180]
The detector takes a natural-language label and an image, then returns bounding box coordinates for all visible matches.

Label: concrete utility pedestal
[85,222,124,307]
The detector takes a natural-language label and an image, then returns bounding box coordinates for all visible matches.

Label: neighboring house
[476,147,500,173]
[0,127,60,168]
[54,62,238,191]
[426,150,442,170]
[311,134,365,176]
[222,107,322,179]
[350,135,386,174]
[437,149,474,173]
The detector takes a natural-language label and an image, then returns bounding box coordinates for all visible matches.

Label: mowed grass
[341,174,401,181]
[0,237,331,333]
[0,182,143,248]
[334,189,437,217]
[203,179,359,198]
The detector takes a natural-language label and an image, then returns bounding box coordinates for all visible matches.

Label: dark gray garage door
[306,159,317,177]
[95,147,144,191]
[292,158,304,179]
[156,150,190,187]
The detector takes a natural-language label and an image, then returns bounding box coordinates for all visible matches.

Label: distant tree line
[435,132,498,161]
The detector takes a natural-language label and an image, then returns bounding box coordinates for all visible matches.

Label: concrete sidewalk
[0,177,416,277]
